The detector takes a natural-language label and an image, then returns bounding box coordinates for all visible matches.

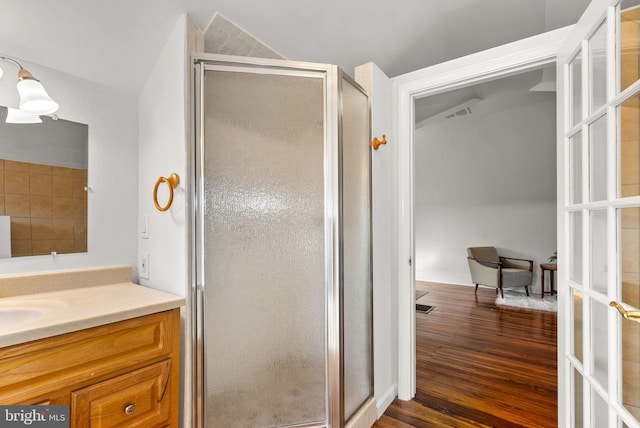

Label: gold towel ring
[153,173,180,212]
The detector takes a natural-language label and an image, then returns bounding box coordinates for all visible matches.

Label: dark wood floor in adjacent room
[375,281,557,428]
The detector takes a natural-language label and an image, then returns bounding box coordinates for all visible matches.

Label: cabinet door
[71,360,172,428]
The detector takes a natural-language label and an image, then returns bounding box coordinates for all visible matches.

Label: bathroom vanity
[0,266,184,428]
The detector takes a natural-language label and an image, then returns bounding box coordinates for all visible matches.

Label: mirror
[0,105,88,258]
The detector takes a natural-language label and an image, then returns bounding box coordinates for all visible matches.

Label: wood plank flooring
[375,281,557,428]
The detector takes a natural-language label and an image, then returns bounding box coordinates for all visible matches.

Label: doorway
[407,64,560,425]
[413,68,557,292]
[394,26,573,401]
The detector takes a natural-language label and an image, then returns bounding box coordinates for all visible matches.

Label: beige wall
[0,159,87,257]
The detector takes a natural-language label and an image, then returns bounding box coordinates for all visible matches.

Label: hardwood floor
[375,281,557,428]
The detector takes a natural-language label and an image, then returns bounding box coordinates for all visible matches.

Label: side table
[540,263,557,299]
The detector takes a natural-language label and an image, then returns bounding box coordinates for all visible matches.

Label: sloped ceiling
[0,0,589,93]
[414,68,556,124]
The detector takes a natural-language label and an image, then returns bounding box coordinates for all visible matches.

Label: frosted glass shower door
[200,68,327,427]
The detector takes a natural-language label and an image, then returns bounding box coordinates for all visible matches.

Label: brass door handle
[610,301,640,321]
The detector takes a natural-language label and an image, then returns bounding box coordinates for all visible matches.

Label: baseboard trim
[415,271,474,286]
[376,385,397,418]
[346,397,378,428]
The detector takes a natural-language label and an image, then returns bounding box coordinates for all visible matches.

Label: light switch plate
[142,215,149,239]
[140,252,149,279]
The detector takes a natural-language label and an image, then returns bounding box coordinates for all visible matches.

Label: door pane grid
[564,4,637,427]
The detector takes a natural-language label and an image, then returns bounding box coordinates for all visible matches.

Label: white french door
[558,0,640,426]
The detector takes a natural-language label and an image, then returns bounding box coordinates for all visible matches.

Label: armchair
[467,246,533,298]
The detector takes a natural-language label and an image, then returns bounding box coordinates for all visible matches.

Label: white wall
[355,63,398,417]
[137,15,202,428]
[138,15,190,296]
[0,55,138,275]
[414,89,557,293]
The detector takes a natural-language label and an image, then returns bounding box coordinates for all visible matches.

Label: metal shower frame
[188,53,373,428]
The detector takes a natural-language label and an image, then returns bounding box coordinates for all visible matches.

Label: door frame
[393,25,573,403]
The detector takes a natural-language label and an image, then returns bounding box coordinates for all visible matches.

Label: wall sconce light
[6,107,42,124]
[0,56,59,120]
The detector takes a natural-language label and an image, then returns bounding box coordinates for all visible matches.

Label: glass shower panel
[202,70,327,427]
[341,77,372,421]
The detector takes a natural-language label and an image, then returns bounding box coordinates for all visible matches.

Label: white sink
[0,300,67,332]
[0,308,45,330]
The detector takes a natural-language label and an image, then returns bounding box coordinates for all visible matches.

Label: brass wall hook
[153,173,180,212]
[372,134,387,150]
[610,301,640,322]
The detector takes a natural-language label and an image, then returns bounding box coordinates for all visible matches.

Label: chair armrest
[467,257,500,287]
[467,257,502,267]
[500,256,533,271]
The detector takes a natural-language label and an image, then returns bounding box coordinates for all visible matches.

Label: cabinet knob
[124,403,136,415]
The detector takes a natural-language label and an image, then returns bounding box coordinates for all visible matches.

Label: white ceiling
[0,0,589,93]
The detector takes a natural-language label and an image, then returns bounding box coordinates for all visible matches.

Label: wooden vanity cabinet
[0,308,180,428]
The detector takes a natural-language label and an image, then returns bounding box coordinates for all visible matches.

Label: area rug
[496,290,557,312]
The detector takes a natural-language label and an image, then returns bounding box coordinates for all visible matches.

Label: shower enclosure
[192,54,373,428]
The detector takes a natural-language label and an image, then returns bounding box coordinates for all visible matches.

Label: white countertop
[0,282,185,348]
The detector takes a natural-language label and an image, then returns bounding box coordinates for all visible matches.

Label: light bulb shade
[17,79,59,115]
[6,107,42,124]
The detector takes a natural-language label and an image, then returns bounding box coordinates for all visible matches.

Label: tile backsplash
[0,159,87,257]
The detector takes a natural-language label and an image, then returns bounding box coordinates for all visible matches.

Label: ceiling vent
[444,106,473,119]
[416,97,483,129]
